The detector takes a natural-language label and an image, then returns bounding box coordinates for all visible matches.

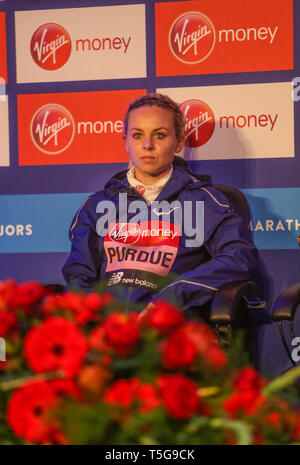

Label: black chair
[208,184,265,353]
[272,283,300,366]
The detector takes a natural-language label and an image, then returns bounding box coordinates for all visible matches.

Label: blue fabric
[62,165,258,311]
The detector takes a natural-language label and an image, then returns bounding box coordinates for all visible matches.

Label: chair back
[213,184,249,228]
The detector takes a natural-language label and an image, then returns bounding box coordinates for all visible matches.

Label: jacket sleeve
[62,196,102,290]
[151,206,258,311]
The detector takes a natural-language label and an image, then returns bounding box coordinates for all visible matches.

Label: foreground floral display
[0,279,300,445]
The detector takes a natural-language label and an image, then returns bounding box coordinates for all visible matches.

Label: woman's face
[125,105,185,185]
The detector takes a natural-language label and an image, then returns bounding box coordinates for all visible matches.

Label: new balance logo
[108,271,124,285]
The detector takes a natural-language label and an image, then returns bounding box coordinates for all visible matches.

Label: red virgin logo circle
[30,23,72,70]
[135,185,146,196]
[169,12,216,64]
[180,99,215,147]
[31,104,75,154]
[109,223,141,245]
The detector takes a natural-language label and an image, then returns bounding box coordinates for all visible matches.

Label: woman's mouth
[140,156,155,162]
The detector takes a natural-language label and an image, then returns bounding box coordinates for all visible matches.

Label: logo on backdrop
[169,12,216,64]
[180,99,215,147]
[30,23,72,70]
[31,104,75,154]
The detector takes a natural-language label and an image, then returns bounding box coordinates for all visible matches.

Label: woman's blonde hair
[123,93,185,142]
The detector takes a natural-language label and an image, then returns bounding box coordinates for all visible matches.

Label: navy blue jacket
[62,165,258,311]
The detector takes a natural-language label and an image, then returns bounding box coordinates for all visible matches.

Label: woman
[62,93,258,313]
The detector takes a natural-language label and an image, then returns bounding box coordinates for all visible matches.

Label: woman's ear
[175,136,185,153]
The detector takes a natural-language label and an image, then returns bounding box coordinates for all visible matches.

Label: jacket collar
[104,164,212,200]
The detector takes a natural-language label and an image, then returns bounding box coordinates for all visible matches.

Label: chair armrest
[272,283,300,322]
[210,281,260,326]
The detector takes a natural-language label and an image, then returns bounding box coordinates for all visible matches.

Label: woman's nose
[142,135,153,150]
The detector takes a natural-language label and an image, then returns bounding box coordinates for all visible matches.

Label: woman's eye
[155,132,166,139]
[132,133,142,139]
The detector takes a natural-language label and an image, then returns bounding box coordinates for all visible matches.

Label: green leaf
[263,365,300,396]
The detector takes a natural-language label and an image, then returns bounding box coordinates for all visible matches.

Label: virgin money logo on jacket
[169,12,215,64]
[30,23,72,70]
[180,99,215,147]
[109,223,141,246]
[31,104,75,154]
[104,221,180,276]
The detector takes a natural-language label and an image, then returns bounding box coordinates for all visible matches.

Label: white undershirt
[127,166,173,205]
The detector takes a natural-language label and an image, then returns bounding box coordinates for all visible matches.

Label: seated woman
[62,93,258,314]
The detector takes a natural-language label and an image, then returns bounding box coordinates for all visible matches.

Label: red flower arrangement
[42,291,113,325]
[144,300,185,333]
[161,321,227,371]
[223,367,266,417]
[0,310,17,337]
[23,317,88,378]
[101,312,140,355]
[6,380,58,443]
[2,280,47,313]
[104,378,160,413]
[158,374,200,419]
[1,279,300,446]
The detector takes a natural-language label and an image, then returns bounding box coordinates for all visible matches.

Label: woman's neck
[133,167,172,185]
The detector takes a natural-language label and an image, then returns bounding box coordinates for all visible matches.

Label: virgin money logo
[30,23,72,70]
[180,99,215,148]
[31,104,75,154]
[109,223,141,245]
[169,12,216,64]
[135,185,146,196]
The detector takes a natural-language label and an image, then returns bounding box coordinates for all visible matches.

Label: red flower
[135,382,161,413]
[161,330,197,369]
[291,419,300,441]
[85,292,113,311]
[145,300,185,334]
[49,379,81,400]
[89,324,110,352]
[101,312,140,355]
[78,364,112,395]
[104,378,160,413]
[24,317,88,378]
[157,374,200,419]
[253,429,264,445]
[223,367,267,419]
[233,367,266,392]
[162,321,226,371]
[267,411,281,429]
[104,378,140,408]
[6,381,57,443]
[6,281,47,312]
[223,390,265,417]
[206,345,227,371]
[0,310,17,336]
[0,280,16,311]
[42,291,113,325]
